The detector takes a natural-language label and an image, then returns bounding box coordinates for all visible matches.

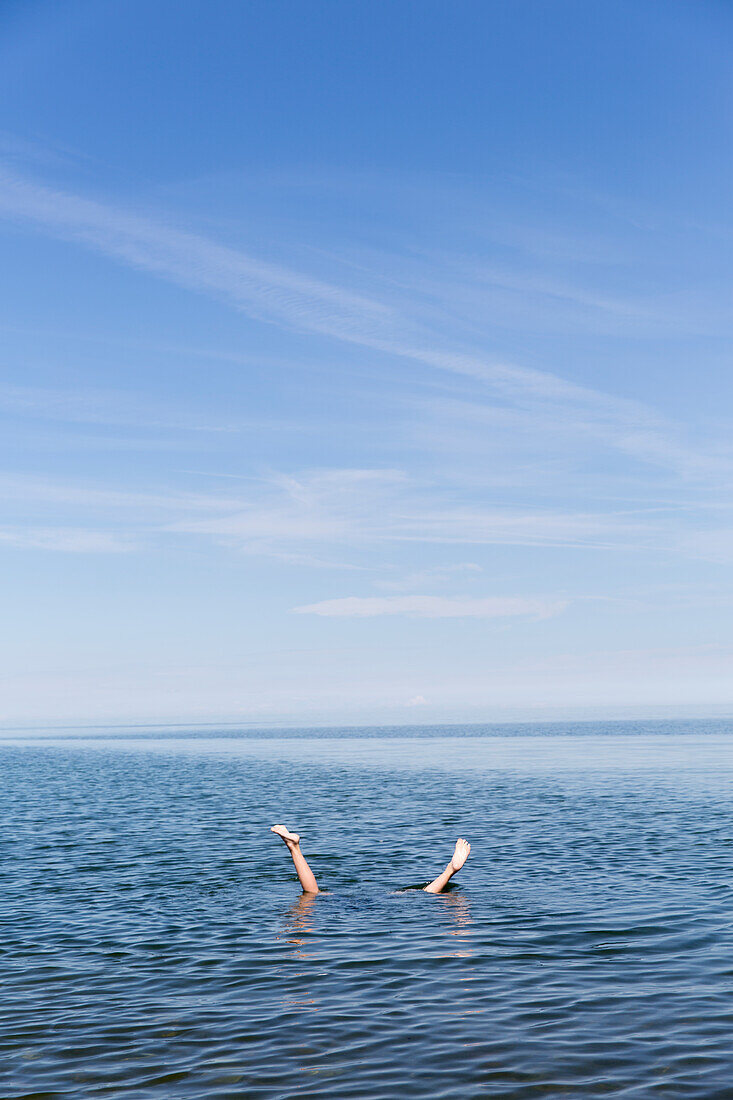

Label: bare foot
[271,824,300,850]
[450,838,471,871]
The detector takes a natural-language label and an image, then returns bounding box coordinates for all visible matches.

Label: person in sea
[271,825,471,894]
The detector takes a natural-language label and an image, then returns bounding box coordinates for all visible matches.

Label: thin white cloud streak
[387,510,653,550]
[174,468,657,552]
[293,595,567,619]
[411,396,733,485]
[0,167,716,481]
[375,562,482,592]
[0,526,134,552]
[0,465,715,559]
[386,249,733,341]
[0,472,244,512]
[0,384,244,434]
[0,168,393,338]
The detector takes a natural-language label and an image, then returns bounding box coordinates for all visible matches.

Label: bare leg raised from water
[424,838,471,894]
[271,825,319,894]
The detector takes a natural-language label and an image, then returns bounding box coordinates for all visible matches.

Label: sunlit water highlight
[3,720,733,1097]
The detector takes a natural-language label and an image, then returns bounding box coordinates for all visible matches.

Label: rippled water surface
[4,720,733,1098]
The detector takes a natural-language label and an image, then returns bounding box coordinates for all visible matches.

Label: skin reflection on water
[276,888,475,969]
[435,891,475,960]
[278,892,319,959]
[277,894,321,1016]
[434,892,484,1030]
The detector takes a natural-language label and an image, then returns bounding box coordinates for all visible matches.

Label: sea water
[3,720,733,1098]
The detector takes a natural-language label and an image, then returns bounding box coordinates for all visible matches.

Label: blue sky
[2,0,733,726]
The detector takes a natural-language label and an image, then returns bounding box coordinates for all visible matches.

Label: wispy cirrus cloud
[375,562,482,592]
[173,467,656,553]
[0,525,134,552]
[0,463,662,559]
[5,464,730,564]
[0,384,243,434]
[0,472,243,513]
[0,165,719,485]
[0,167,394,341]
[292,595,567,619]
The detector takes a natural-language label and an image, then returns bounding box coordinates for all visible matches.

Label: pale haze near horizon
[2,0,733,728]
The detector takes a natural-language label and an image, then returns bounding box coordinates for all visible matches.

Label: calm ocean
[3,720,733,1098]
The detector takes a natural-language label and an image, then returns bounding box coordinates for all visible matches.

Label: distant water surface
[3,719,733,1098]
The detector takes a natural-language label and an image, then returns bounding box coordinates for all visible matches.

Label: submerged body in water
[271,823,471,893]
